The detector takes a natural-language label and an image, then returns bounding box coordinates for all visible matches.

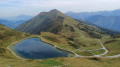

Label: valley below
[4,32,120,67]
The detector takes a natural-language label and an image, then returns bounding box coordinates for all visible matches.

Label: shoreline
[7,35,75,60]
[7,36,35,60]
[39,37,76,57]
[7,35,42,60]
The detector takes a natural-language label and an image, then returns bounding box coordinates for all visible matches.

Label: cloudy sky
[0,0,120,17]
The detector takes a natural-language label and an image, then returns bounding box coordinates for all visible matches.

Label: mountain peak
[49,9,63,14]
[38,9,64,17]
[50,9,59,12]
[16,9,66,34]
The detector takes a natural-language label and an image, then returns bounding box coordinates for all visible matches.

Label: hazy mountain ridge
[1,15,34,21]
[66,9,120,32]
[0,15,34,29]
[0,19,26,29]
[66,9,120,20]
[85,15,120,31]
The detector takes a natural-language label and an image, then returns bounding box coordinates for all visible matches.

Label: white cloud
[0,0,120,17]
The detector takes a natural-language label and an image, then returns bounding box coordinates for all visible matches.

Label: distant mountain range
[1,9,120,32]
[0,19,26,29]
[0,15,34,29]
[1,15,34,21]
[66,9,120,32]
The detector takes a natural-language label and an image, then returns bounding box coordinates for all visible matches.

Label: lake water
[13,38,69,59]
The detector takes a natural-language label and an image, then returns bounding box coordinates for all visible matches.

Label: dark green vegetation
[89,49,105,55]
[41,60,62,66]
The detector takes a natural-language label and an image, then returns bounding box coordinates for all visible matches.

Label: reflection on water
[13,38,69,59]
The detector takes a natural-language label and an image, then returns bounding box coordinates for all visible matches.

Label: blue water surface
[13,38,69,59]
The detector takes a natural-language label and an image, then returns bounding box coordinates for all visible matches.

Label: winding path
[73,40,120,58]
[72,39,108,57]
[70,25,120,58]
[71,26,120,58]
[94,40,108,57]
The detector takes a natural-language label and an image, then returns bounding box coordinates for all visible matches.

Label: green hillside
[16,9,111,39]
[0,24,30,58]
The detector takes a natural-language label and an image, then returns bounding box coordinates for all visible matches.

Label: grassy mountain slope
[100,35,120,56]
[0,24,30,58]
[16,9,111,39]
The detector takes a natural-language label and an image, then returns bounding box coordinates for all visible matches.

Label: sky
[0,0,120,17]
